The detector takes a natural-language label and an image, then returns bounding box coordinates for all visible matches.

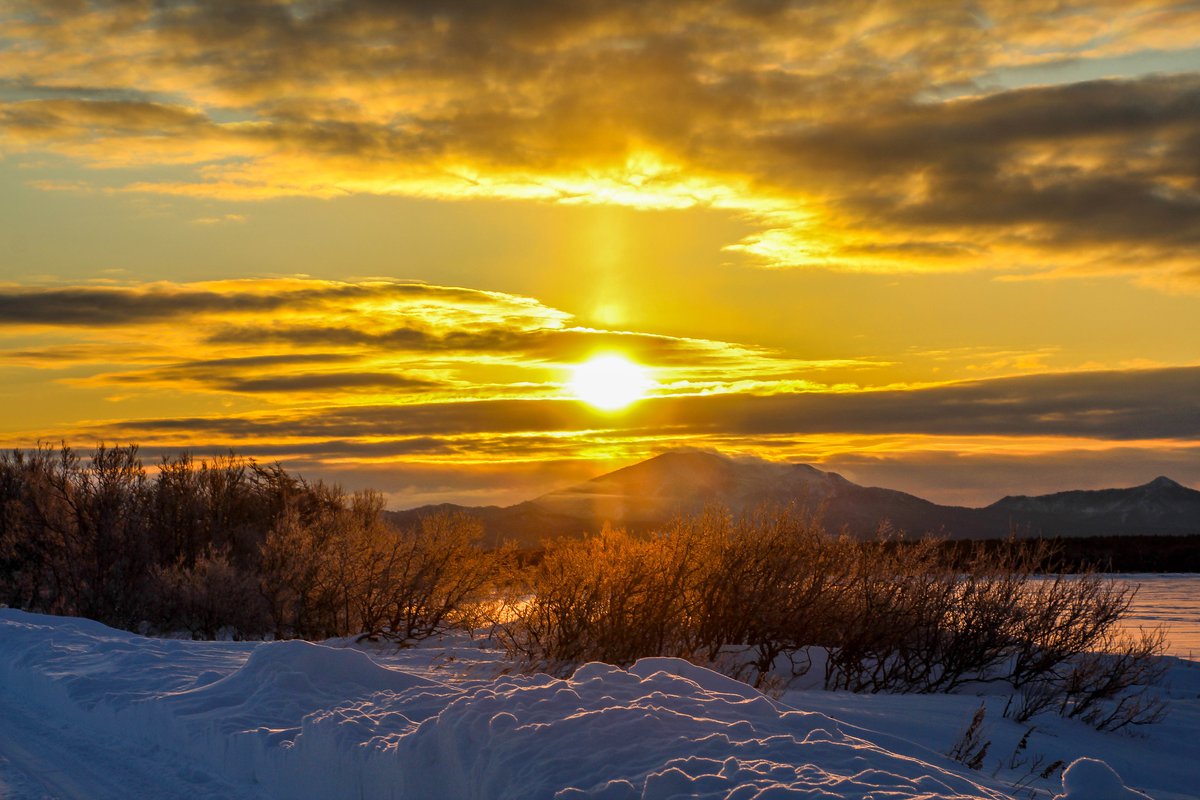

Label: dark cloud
[764,75,1200,255]
[165,353,349,370]
[95,353,356,386]
[204,324,443,349]
[134,436,457,461]
[0,281,547,327]
[0,80,170,104]
[96,363,440,395]
[784,76,1200,172]
[90,365,1200,442]
[204,322,768,366]
[213,372,439,394]
[7,1,1200,274]
[0,287,282,326]
[0,98,210,134]
[660,366,1200,440]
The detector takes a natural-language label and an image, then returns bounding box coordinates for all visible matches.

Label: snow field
[0,609,1188,800]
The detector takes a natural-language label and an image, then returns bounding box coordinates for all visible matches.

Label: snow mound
[1054,758,1153,800]
[161,639,436,732]
[8,609,1182,800]
[390,657,1004,800]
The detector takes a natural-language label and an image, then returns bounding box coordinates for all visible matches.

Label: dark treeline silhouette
[0,443,498,640]
[989,534,1200,573]
[874,535,1200,574]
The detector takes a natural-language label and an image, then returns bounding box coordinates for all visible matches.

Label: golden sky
[3,0,1200,507]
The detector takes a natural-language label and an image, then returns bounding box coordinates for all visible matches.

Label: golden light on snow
[569,355,652,411]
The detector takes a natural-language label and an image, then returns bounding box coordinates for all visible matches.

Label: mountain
[986,475,1200,537]
[386,451,1200,545]
[526,451,980,536]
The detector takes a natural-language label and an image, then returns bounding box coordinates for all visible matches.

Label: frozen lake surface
[1115,573,1200,658]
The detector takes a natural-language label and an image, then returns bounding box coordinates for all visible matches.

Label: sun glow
[570,355,652,411]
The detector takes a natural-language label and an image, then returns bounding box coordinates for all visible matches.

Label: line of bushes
[0,444,498,641]
[492,509,1166,731]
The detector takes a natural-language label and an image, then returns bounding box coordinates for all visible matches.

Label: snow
[1055,759,1153,800]
[2,608,1197,800]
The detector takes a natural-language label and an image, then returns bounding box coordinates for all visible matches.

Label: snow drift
[0,609,1177,800]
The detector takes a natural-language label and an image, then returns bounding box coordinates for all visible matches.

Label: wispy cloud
[191,213,246,225]
[0,278,840,404]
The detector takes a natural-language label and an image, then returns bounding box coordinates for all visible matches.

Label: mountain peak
[389,453,1200,544]
[1145,475,1183,490]
[642,449,730,466]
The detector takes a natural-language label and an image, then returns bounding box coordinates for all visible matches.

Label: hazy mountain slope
[387,451,1200,544]
[531,451,841,523]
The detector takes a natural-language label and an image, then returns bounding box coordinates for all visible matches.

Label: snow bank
[1054,758,1153,800]
[0,609,1178,800]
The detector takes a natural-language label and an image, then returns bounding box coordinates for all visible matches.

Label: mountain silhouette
[985,475,1200,536]
[386,451,1200,546]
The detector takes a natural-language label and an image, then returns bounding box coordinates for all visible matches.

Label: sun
[569,355,652,411]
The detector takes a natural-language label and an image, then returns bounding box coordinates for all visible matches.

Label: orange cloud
[3,1,1200,281]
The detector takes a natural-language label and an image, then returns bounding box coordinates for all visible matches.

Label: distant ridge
[385,451,1200,546]
[985,474,1200,537]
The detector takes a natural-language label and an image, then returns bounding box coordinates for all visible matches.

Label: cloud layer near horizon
[2,277,1197,506]
[3,1,1200,282]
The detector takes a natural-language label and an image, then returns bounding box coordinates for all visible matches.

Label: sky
[2,0,1200,509]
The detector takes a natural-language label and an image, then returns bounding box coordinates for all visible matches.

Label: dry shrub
[495,524,699,672]
[1,444,500,645]
[148,547,268,639]
[499,507,1167,729]
[357,510,501,644]
[497,508,850,681]
[260,498,497,643]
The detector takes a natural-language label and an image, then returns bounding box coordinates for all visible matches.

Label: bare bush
[2,443,499,645]
[362,511,499,644]
[690,508,849,684]
[1010,625,1167,731]
[499,508,1167,729]
[499,508,848,681]
[260,498,497,643]
[0,444,153,626]
[496,525,698,673]
[148,547,268,639]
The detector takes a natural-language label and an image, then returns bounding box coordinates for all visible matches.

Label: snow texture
[1054,758,1153,800]
[1,608,1193,800]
